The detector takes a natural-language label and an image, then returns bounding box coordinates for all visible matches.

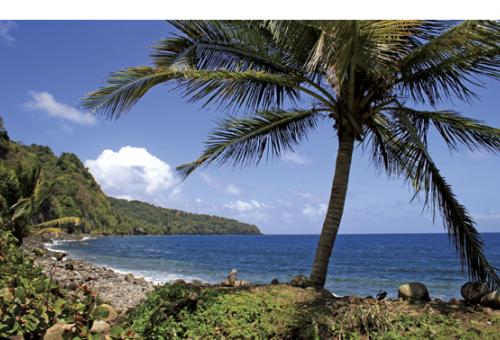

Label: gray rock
[90,320,110,334]
[397,282,430,301]
[43,322,74,340]
[233,280,250,287]
[95,304,118,322]
[480,291,500,309]
[65,281,79,291]
[319,288,333,298]
[53,252,66,261]
[172,279,187,286]
[461,282,491,304]
[290,274,309,288]
[227,269,238,285]
[191,279,203,286]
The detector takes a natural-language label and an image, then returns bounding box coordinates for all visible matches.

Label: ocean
[47,233,500,299]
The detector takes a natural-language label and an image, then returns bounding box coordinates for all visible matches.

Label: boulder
[290,274,309,288]
[172,279,187,286]
[461,282,491,304]
[233,280,250,287]
[318,288,333,298]
[94,304,118,322]
[397,282,430,301]
[90,320,110,334]
[43,323,74,340]
[65,281,79,291]
[449,297,461,306]
[53,252,66,261]
[64,262,75,270]
[480,291,500,309]
[227,269,238,285]
[270,278,280,285]
[191,279,203,286]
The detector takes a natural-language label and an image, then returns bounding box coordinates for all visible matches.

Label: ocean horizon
[48,232,500,299]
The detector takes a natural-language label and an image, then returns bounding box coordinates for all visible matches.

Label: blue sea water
[48,233,500,299]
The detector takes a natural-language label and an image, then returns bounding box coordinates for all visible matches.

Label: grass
[121,283,500,339]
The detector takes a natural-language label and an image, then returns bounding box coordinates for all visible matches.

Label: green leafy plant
[0,230,119,339]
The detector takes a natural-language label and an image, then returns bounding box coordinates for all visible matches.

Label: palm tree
[83,21,500,289]
[0,167,81,244]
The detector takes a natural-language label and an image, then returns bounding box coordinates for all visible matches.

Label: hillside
[110,197,260,235]
[0,121,260,235]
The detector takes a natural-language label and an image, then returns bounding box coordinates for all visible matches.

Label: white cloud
[200,172,242,195]
[282,151,310,165]
[85,146,179,203]
[25,91,96,125]
[224,200,264,212]
[223,199,270,222]
[302,203,327,219]
[0,21,16,45]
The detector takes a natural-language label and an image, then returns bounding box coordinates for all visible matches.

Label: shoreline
[23,233,500,313]
[23,234,157,313]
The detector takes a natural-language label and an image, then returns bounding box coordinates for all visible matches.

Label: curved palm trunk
[310,131,355,288]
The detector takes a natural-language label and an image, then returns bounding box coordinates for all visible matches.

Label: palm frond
[398,20,500,104]
[82,66,306,118]
[156,21,302,75]
[389,106,500,153]
[82,67,175,119]
[10,198,32,222]
[177,108,324,178]
[35,227,62,235]
[32,217,82,229]
[367,113,499,288]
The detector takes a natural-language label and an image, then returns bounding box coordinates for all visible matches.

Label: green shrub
[0,231,124,339]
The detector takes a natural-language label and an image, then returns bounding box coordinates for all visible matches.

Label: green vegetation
[83,20,500,290]
[0,128,117,234]
[122,283,500,339]
[0,230,111,339]
[0,126,260,237]
[110,197,260,235]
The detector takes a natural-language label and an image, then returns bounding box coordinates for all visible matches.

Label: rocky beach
[22,235,155,313]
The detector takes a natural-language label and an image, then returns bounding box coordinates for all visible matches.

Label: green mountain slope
[110,197,260,235]
[0,122,260,235]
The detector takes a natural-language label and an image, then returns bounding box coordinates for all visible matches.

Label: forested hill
[109,197,260,235]
[0,121,261,235]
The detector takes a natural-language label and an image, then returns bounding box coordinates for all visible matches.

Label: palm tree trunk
[309,130,355,288]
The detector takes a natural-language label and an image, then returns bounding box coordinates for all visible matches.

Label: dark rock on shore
[480,291,500,309]
[461,282,491,304]
[290,274,309,288]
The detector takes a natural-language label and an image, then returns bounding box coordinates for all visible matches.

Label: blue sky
[1,21,499,234]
